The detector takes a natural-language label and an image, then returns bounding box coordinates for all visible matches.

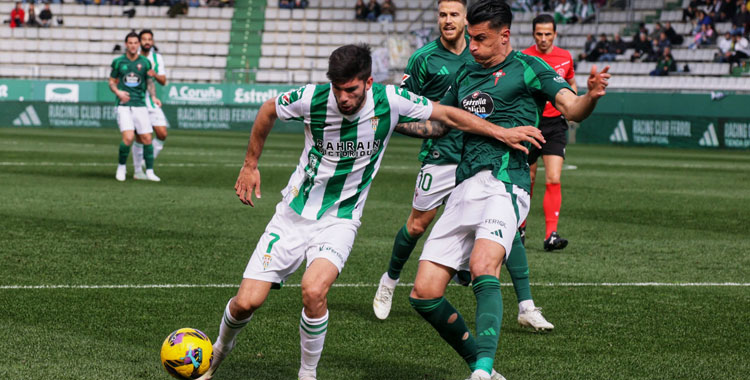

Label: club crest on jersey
[136,63,142,71]
[461,91,494,119]
[371,117,379,131]
[400,73,410,86]
[493,69,505,85]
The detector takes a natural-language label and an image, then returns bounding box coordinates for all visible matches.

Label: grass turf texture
[1,128,748,380]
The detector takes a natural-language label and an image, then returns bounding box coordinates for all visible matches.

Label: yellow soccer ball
[160,328,213,379]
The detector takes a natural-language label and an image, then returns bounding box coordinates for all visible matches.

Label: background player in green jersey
[109,32,160,182]
[197,44,543,380]
[132,29,169,180]
[408,2,611,379]
[373,0,554,333]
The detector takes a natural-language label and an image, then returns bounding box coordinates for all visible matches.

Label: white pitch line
[0,162,418,171]
[1,282,747,290]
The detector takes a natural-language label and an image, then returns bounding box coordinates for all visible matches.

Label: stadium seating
[1,0,749,91]
[0,0,231,82]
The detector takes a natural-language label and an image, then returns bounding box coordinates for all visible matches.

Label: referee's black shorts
[528,115,568,164]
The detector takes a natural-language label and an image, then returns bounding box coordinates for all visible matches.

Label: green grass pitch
[1,128,748,380]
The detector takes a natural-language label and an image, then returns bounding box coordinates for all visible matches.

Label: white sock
[153,138,165,159]
[132,142,144,172]
[215,299,252,352]
[299,308,328,377]
[519,299,536,313]
[381,272,399,287]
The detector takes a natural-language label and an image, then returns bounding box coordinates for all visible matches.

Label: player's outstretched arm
[555,65,610,122]
[235,98,278,207]
[429,102,545,154]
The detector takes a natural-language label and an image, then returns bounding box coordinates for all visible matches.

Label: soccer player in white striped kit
[132,29,168,180]
[198,45,544,380]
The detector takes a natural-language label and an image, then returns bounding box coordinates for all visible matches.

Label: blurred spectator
[683,1,699,22]
[610,33,628,55]
[554,0,576,24]
[728,32,749,71]
[650,46,676,76]
[595,33,615,61]
[167,0,188,17]
[631,33,654,62]
[10,2,24,28]
[188,0,200,7]
[26,2,39,27]
[511,0,543,12]
[576,0,596,24]
[692,10,713,34]
[366,0,380,22]
[378,0,395,22]
[649,22,663,41]
[690,23,715,49]
[717,0,737,22]
[279,0,294,9]
[294,0,309,8]
[656,32,672,56]
[578,34,598,62]
[39,3,52,27]
[355,0,367,20]
[716,31,733,61]
[733,6,749,35]
[664,21,684,45]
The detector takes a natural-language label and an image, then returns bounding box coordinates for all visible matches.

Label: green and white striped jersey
[276,82,433,221]
[141,50,165,110]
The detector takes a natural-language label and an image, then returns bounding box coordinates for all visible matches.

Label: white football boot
[518,307,554,331]
[145,169,161,182]
[196,342,232,380]
[373,272,398,320]
[491,369,507,380]
[133,168,147,180]
[115,164,126,182]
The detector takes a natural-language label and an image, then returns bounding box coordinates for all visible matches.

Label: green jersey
[440,50,573,192]
[109,54,152,107]
[402,37,473,165]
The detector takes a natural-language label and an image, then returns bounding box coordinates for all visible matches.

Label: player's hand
[153,97,162,107]
[587,65,610,99]
[118,91,130,104]
[147,69,156,77]
[235,164,261,207]
[496,126,545,154]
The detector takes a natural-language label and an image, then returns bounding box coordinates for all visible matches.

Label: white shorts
[420,171,530,272]
[148,107,168,128]
[243,201,361,284]
[117,106,152,135]
[412,164,457,211]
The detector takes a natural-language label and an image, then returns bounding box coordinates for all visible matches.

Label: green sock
[386,224,420,280]
[118,142,131,165]
[472,275,502,375]
[409,296,478,370]
[506,232,532,303]
[143,144,154,170]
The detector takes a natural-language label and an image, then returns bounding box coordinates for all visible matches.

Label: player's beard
[141,44,152,53]
[337,92,366,115]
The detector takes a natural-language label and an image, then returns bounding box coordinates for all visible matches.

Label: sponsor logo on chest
[461,91,495,119]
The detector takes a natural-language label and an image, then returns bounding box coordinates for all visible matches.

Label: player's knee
[122,136,134,146]
[545,175,561,185]
[410,282,441,300]
[301,283,329,310]
[155,129,167,141]
[231,295,262,317]
[470,260,500,278]
[406,221,427,237]
[141,135,153,145]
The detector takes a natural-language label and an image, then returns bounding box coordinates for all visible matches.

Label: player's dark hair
[466,0,512,30]
[532,13,555,32]
[125,31,140,43]
[327,44,372,84]
[437,0,467,6]
[139,29,154,39]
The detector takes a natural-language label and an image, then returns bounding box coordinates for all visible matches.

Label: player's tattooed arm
[108,77,129,104]
[146,77,161,107]
[394,120,449,138]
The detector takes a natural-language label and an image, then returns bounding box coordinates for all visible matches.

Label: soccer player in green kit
[109,31,161,182]
[373,0,553,333]
[408,1,610,379]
